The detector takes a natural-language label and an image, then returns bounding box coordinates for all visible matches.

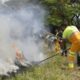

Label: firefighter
[56,29,67,56]
[62,25,80,69]
[53,37,61,54]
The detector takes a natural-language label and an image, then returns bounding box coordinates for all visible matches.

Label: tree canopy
[40,0,80,29]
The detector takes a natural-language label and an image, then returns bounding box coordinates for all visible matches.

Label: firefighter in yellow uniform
[62,25,80,69]
[54,37,61,53]
[53,30,61,53]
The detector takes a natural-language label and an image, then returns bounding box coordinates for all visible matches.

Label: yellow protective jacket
[62,25,79,43]
[62,26,80,52]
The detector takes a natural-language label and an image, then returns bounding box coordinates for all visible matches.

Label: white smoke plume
[0,0,10,4]
[0,0,46,66]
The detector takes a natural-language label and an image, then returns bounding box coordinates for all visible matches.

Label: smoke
[0,0,46,64]
[0,0,10,4]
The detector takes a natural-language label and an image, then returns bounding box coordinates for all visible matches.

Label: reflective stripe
[68,51,75,57]
[68,51,75,62]
[69,51,75,56]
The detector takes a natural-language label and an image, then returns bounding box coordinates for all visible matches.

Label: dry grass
[1,45,80,80]
[1,53,80,80]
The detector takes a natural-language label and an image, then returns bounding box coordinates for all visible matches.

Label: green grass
[2,53,80,80]
[1,45,80,80]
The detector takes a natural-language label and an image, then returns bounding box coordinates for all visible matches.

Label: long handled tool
[34,48,70,65]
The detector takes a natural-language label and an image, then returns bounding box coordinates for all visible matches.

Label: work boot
[61,63,74,70]
[68,63,74,69]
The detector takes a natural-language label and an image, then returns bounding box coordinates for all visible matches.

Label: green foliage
[40,0,80,27]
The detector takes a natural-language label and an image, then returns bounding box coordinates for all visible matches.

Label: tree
[40,0,80,28]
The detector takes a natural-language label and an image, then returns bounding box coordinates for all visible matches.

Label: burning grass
[0,1,80,80]
[1,51,80,80]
